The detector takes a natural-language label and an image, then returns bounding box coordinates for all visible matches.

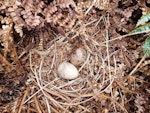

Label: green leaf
[130,22,150,34]
[143,36,150,57]
[136,13,150,27]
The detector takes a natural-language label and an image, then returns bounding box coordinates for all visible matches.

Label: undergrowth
[131,12,150,57]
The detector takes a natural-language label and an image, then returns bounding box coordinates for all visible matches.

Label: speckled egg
[70,48,86,66]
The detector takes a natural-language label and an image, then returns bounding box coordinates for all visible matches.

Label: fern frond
[136,13,150,27]
[143,36,150,57]
[130,22,150,34]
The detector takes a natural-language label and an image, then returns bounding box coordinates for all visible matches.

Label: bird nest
[1,0,150,113]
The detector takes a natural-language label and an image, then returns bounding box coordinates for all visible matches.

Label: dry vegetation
[0,0,150,113]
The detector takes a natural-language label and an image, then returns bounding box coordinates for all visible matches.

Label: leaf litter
[0,0,150,113]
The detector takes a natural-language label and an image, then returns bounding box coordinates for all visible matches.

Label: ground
[0,0,150,113]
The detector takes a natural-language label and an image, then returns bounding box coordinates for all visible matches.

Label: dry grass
[1,0,149,113]
[16,12,133,113]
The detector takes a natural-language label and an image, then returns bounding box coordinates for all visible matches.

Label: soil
[0,0,150,113]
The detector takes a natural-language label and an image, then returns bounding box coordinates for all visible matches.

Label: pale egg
[70,48,86,66]
[57,61,79,80]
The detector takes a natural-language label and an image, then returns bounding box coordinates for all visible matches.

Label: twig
[17,87,29,113]
[101,30,150,44]
[28,107,38,113]
[0,53,22,75]
[129,54,147,76]
[33,96,42,113]
[117,81,137,94]
[24,78,59,104]
[97,93,128,113]
[85,0,97,15]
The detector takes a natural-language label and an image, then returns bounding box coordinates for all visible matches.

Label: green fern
[130,22,150,34]
[136,13,150,27]
[129,13,150,57]
[130,13,150,34]
[143,36,150,57]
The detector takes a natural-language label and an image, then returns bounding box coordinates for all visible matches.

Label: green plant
[143,36,150,57]
[128,13,150,76]
[130,12,150,33]
[130,13,150,57]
